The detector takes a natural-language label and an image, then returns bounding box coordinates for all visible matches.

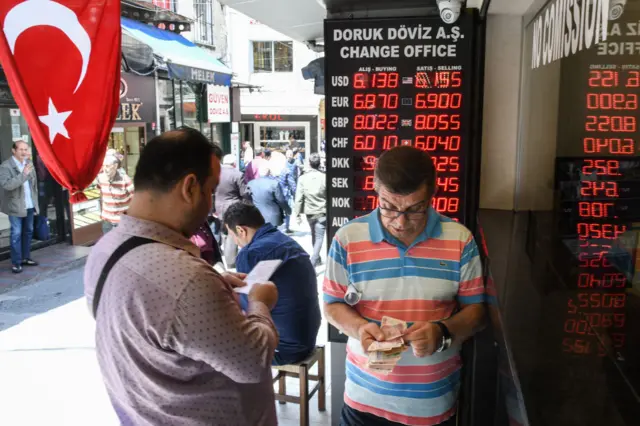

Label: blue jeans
[9,208,35,266]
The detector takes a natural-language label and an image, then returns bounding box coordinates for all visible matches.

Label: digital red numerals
[414,114,461,131]
[353,72,399,89]
[585,115,636,132]
[353,93,399,110]
[415,93,462,109]
[415,71,462,88]
[353,114,399,130]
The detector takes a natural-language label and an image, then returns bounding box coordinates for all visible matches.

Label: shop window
[252,41,293,73]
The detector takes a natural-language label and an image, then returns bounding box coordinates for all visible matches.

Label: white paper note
[234,260,282,294]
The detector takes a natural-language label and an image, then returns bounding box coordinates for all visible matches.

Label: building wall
[227,10,323,116]
[174,0,228,59]
[479,14,523,211]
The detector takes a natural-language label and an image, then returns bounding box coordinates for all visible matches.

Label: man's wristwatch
[434,321,453,352]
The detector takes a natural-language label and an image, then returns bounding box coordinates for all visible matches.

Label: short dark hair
[309,153,321,170]
[374,146,436,196]
[211,143,223,160]
[223,201,266,230]
[134,128,215,193]
[264,149,272,159]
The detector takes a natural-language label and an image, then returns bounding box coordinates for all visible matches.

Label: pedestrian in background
[279,149,298,234]
[244,148,270,183]
[248,164,290,227]
[97,154,134,234]
[0,140,39,273]
[215,154,249,268]
[242,141,254,171]
[294,153,326,266]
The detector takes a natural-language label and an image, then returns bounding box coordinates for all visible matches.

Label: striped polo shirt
[98,172,134,224]
[323,208,484,426]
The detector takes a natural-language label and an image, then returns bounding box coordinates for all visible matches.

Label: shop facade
[240,113,319,156]
[0,75,70,261]
[70,71,157,245]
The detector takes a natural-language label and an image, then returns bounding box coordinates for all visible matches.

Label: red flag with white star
[0,0,121,202]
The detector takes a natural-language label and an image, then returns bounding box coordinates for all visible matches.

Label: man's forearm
[324,302,368,340]
[442,304,486,346]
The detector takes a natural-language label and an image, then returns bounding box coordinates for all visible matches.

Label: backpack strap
[92,236,155,318]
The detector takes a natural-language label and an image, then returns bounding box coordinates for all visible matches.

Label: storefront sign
[207,84,230,123]
[531,0,610,69]
[167,63,232,86]
[117,73,156,122]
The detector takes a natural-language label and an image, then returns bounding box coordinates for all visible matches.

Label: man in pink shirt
[84,128,280,425]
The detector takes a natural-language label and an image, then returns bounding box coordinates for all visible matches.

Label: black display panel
[324,15,477,344]
[325,15,476,244]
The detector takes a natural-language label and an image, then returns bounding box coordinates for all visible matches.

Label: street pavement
[0,222,330,426]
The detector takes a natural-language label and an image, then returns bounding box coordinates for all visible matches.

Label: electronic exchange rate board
[325,15,477,242]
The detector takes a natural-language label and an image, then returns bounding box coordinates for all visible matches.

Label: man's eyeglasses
[379,205,429,221]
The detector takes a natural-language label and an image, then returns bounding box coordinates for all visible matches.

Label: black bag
[92,236,155,318]
[33,215,50,241]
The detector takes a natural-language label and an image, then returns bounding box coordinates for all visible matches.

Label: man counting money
[323,146,486,426]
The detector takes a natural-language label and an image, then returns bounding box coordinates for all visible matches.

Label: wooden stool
[272,345,326,426]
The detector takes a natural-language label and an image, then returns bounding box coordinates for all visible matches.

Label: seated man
[224,201,321,365]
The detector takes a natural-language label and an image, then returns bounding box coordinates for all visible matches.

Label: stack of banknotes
[366,316,407,374]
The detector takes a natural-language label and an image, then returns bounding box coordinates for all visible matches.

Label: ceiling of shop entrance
[219,0,487,43]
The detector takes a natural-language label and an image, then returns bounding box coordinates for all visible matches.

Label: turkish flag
[0,0,121,202]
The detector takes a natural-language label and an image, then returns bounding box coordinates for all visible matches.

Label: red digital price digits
[436,177,460,193]
[354,114,399,130]
[586,93,638,110]
[582,159,620,176]
[578,202,614,218]
[415,93,462,109]
[578,252,612,268]
[353,135,408,150]
[577,273,626,289]
[432,197,459,214]
[354,93,399,110]
[414,114,461,131]
[585,115,636,132]
[580,181,619,197]
[360,156,377,171]
[577,223,626,240]
[432,156,460,173]
[415,135,461,152]
[355,175,375,191]
[583,138,634,155]
[415,71,462,88]
[354,195,379,211]
[588,70,640,88]
[353,72,399,89]
[575,292,626,309]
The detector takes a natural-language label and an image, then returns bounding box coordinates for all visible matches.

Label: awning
[121,17,232,86]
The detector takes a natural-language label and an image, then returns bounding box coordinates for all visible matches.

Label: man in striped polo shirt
[98,154,134,234]
[324,146,485,426]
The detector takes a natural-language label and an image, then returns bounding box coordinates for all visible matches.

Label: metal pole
[154,70,162,135]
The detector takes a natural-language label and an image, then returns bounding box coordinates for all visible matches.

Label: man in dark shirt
[215,154,249,268]
[224,201,321,365]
